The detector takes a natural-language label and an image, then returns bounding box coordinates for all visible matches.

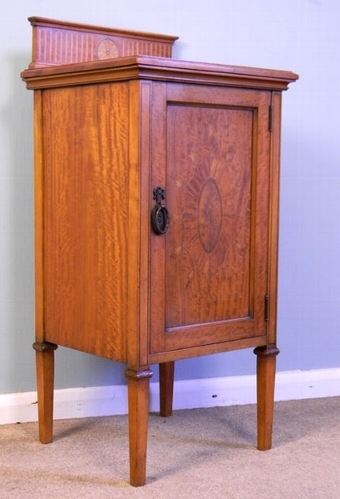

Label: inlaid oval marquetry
[197,177,223,253]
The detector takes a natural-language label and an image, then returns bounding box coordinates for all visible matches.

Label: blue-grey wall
[1,0,339,394]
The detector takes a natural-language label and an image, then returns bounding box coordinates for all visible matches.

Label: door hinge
[264,294,270,321]
[268,105,273,132]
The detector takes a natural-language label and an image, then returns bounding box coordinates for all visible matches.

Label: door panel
[166,104,252,327]
[150,84,271,354]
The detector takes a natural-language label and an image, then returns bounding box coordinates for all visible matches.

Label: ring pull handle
[151,186,170,235]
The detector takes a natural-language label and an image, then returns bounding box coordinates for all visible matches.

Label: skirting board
[1,368,340,425]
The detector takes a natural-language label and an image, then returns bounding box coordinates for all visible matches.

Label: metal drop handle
[151,186,170,235]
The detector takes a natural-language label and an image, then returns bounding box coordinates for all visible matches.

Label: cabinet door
[149,83,272,356]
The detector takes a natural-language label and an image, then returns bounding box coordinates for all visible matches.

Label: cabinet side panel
[42,83,129,361]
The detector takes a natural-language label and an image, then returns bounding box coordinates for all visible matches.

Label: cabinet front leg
[159,361,175,417]
[124,368,153,487]
[254,345,280,450]
[32,341,58,444]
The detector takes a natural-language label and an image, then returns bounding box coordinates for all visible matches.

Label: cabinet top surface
[21,54,298,91]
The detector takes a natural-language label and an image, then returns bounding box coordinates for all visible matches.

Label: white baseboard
[1,368,340,425]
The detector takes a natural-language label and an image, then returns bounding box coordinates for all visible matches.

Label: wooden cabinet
[22,18,297,486]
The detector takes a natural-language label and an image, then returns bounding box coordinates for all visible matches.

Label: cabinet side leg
[32,342,58,444]
[254,345,280,450]
[124,368,153,487]
[159,361,175,417]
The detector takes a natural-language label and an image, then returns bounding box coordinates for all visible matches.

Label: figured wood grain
[42,83,130,361]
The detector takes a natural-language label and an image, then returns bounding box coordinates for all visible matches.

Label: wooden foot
[254,345,280,450]
[32,342,58,444]
[124,368,153,487]
[159,361,175,417]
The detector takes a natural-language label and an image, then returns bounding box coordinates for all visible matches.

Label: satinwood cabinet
[21,17,298,487]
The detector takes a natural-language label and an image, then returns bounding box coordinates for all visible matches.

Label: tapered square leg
[159,361,175,417]
[33,342,58,444]
[254,345,280,450]
[125,368,153,487]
